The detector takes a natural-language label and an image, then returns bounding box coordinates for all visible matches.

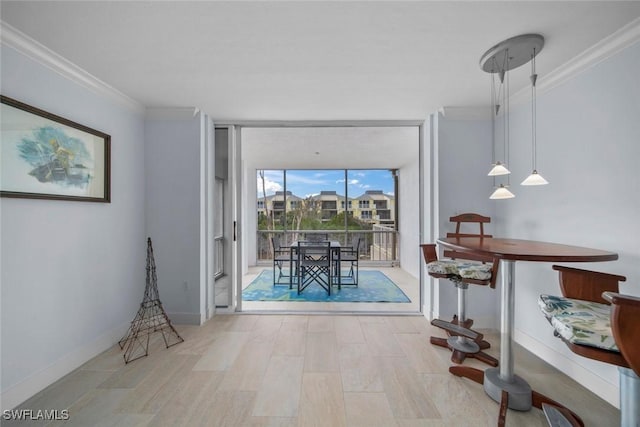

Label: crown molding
[510,16,640,107]
[438,106,491,121]
[145,107,200,120]
[0,21,145,115]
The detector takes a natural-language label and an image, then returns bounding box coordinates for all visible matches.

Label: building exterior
[257,191,303,224]
[257,189,395,226]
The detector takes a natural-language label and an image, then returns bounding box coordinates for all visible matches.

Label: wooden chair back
[446,213,492,238]
[443,213,492,260]
[444,213,498,288]
[605,292,640,376]
[552,265,626,305]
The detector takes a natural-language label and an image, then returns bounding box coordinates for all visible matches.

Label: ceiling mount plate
[480,34,544,74]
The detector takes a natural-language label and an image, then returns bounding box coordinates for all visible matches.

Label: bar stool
[539,265,638,427]
[420,213,499,366]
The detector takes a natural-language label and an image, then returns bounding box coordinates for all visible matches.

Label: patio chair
[271,235,294,287]
[297,241,333,295]
[338,236,360,286]
[305,233,329,243]
[538,266,638,427]
[420,212,499,366]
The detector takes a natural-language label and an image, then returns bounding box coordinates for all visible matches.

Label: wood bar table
[436,237,618,425]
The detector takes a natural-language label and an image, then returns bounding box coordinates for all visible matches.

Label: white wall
[490,40,640,407]
[0,46,146,409]
[145,112,204,325]
[434,112,496,327]
[398,157,420,276]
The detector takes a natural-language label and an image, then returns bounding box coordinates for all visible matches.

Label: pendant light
[486,46,514,199]
[489,184,515,200]
[489,65,514,199]
[521,47,549,186]
[480,34,545,199]
[488,68,511,177]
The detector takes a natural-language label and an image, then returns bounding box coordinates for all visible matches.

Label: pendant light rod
[505,51,510,186]
[531,49,538,171]
[487,52,510,178]
[491,72,496,166]
[491,72,496,188]
[521,42,549,186]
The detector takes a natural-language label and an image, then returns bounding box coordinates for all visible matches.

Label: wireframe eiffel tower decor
[118,237,184,363]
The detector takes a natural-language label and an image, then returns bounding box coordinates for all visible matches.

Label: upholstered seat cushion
[426,260,461,276]
[457,262,493,281]
[427,260,493,281]
[538,294,610,319]
[538,294,618,352]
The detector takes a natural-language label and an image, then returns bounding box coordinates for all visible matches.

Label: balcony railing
[256,228,399,264]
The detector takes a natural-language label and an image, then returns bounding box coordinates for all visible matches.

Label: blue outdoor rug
[243,269,411,302]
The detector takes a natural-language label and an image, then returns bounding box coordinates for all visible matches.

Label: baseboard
[423,304,435,321]
[514,328,619,408]
[0,321,129,411]
[464,315,497,331]
[166,311,204,325]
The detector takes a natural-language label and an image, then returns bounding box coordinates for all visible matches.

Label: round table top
[437,237,618,262]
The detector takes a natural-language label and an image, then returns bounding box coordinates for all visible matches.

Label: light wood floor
[8,315,618,426]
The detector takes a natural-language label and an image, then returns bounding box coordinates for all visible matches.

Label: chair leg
[274,259,294,287]
[498,390,508,427]
[451,315,491,350]
[532,392,584,426]
[449,366,584,426]
[430,282,497,367]
[353,260,358,286]
[273,260,281,285]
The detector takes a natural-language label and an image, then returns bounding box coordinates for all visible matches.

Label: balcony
[256,228,399,264]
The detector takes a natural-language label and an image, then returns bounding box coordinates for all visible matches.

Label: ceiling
[2,1,640,122]
[241,126,420,169]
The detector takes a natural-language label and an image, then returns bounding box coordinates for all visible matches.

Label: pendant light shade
[489,184,515,200]
[488,162,510,176]
[521,170,548,186]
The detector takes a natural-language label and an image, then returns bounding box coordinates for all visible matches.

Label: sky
[257,169,395,198]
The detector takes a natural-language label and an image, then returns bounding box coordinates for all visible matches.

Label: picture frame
[1,95,111,202]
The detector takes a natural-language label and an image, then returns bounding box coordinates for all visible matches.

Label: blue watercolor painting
[17,126,93,188]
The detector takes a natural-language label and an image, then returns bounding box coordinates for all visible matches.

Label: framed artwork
[1,95,110,202]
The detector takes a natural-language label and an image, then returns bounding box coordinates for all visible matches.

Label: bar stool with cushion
[420,213,499,366]
[538,265,638,427]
